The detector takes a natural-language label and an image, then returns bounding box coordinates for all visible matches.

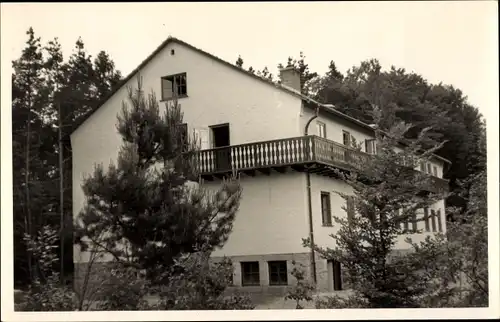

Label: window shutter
[162,78,172,100]
[196,128,210,150]
[437,209,443,232]
[403,209,409,233]
[411,211,417,233]
[423,207,430,232]
[365,140,375,154]
[321,192,332,226]
[431,209,437,232]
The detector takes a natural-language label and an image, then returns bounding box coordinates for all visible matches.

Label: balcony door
[210,123,231,172]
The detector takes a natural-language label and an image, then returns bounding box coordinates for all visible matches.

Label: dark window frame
[431,209,437,232]
[342,130,351,146]
[241,261,260,286]
[411,211,418,233]
[423,207,430,232]
[365,139,376,154]
[161,72,188,101]
[437,209,443,232]
[268,261,288,286]
[321,192,332,226]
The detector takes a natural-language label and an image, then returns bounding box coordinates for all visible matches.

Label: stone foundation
[73,248,414,298]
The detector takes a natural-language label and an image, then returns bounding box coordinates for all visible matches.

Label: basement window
[241,262,260,286]
[161,73,187,100]
[268,261,288,285]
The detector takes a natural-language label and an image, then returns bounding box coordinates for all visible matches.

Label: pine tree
[12,29,124,288]
[235,55,244,68]
[306,107,448,308]
[12,27,54,285]
[278,52,318,95]
[93,51,122,100]
[74,77,242,285]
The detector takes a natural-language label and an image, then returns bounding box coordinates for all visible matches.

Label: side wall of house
[71,41,303,264]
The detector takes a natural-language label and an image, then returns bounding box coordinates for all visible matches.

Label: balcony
[196,135,449,193]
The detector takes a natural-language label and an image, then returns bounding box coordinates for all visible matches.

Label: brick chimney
[279,66,301,92]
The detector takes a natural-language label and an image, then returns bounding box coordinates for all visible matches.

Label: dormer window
[161,73,187,100]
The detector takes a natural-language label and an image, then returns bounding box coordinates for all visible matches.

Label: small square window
[317,121,326,138]
[268,261,288,285]
[241,262,260,286]
[161,73,187,100]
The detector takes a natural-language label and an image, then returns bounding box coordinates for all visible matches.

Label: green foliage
[18,225,76,311]
[304,107,449,308]
[148,253,254,310]
[410,169,488,307]
[12,27,123,287]
[74,77,248,309]
[18,273,76,311]
[235,55,244,68]
[92,265,149,311]
[278,52,318,95]
[311,58,486,214]
[284,261,315,309]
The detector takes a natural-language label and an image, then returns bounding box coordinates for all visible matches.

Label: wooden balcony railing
[196,135,449,192]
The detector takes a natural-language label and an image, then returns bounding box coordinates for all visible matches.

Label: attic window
[161,73,187,100]
[170,49,175,55]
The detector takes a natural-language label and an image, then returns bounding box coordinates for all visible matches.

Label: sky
[1,1,498,117]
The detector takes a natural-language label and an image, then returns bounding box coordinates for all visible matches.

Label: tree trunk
[58,99,65,284]
[25,97,33,282]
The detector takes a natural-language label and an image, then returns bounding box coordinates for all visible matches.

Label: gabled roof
[70,36,451,166]
[69,36,377,136]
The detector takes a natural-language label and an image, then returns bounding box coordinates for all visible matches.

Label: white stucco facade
[70,38,449,291]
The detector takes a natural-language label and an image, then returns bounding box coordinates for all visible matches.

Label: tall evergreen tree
[12,27,54,285]
[235,55,244,68]
[74,78,242,284]
[93,51,122,100]
[278,52,318,95]
[311,58,485,214]
[309,108,448,308]
[12,28,123,287]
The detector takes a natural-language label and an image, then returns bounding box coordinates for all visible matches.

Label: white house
[70,36,451,294]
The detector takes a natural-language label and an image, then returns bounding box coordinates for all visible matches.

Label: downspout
[304,103,320,284]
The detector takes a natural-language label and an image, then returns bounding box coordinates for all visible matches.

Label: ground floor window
[268,261,288,285]
[241,261,260,286]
